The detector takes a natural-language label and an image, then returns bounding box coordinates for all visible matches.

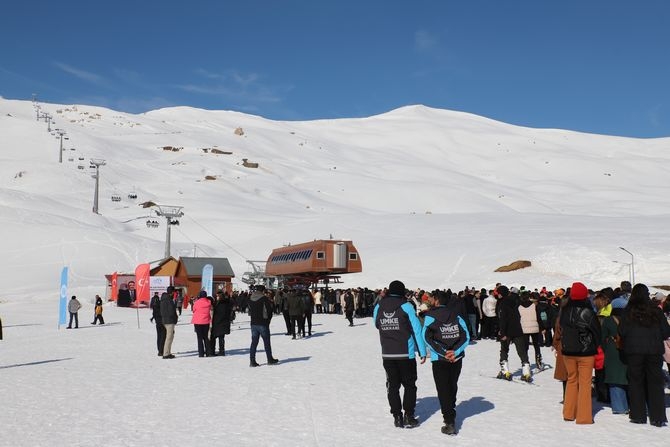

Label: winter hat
[509,286,519,295]
[570,282,589,300]
[199,290,208,298]
[388,280,406,296]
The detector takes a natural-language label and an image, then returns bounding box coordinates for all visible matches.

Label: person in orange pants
[563,355,596,423]
[558,282,601,424]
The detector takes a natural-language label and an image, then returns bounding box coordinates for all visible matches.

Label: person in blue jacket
[373,280,427,429]
[422,290,470,435]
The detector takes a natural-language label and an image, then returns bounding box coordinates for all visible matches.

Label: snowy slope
[1,97,670,300]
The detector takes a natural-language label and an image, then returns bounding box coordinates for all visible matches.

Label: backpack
[609,315,622,350]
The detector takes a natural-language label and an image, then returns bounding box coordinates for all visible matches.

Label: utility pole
[90,159,106,214]
[619,247,635,285]
[45,113,52,132]
[154,205,184,258]
[56,129,67,163]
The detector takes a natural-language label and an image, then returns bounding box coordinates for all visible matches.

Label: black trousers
[92,314,105,324]
[290,316,302,336]
[211,334,225,354]
[345,310,354,326]
[282,311,291,333]
[383,358,418,417]
[499,336,529,364]
[432,360,463,424]
[155,322,166,355]
[297,315,306,336]
[194,324,211,357]
[481,316,498,339]
[304,312,312,335]
[626,353,667,423]
[526,333,542,360]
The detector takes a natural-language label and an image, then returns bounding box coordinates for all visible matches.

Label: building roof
[179,257,235,277]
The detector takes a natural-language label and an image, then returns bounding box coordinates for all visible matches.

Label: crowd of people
[85,277,670,435]
[369,279,670,432]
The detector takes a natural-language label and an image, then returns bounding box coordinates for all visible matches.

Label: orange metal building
[265,239,362,285]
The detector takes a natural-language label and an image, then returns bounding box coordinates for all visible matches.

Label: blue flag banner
[202,264,213,297]
[58,267,68,326]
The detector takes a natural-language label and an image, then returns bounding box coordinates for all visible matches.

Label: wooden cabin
[265,240,362,285]
[174,257,235,297]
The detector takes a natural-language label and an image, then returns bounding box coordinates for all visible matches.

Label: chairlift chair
[77,165,85,170]
[111,192,122,202]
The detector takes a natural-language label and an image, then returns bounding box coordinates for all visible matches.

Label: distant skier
[496,286,532,381]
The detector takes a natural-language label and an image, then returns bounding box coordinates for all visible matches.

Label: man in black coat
[117,283,132,307]
[248,285,279,367]
[150,292,166,356]
[160,286,178,359]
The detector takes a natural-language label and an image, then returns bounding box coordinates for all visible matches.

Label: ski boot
[520,362,533,382]
[536,355,545,371]
[496,360,512,381]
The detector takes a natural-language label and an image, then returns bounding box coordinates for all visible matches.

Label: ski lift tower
[56,129,67,163]
[90,159,106,214]
[154,204,184,258]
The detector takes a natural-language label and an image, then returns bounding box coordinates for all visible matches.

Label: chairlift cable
[172,226,214,257]
[182,214,248,262]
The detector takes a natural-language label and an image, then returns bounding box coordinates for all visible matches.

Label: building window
[349,252,358,261]
[316,251,325,260]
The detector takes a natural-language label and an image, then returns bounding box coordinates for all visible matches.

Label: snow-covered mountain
[1,97,669,301]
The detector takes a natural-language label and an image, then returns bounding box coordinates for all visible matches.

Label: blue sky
[1,0,668,137]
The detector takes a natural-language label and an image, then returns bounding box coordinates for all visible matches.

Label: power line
[172,226,214,257]
[183,214,248,262]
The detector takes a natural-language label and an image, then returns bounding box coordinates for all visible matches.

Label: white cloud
[53,62,107,86]
[414,30,438,52]
[178,68,284,104]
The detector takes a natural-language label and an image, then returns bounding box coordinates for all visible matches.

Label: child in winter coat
[91,295,105,325]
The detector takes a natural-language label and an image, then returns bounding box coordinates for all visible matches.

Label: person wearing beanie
[559,281,601,424]
[373,280,427,429]
[192,291,213,357]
